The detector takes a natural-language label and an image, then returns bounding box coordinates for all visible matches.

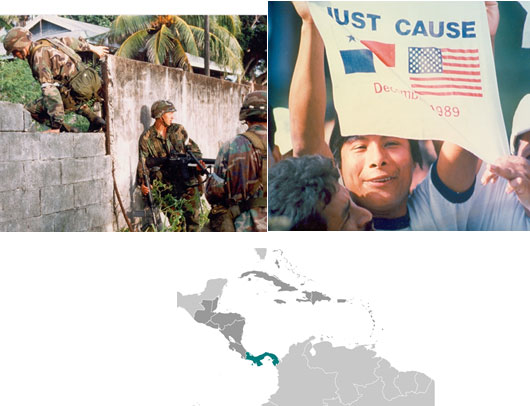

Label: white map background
[177,248,436,406]
[2,233,530,406]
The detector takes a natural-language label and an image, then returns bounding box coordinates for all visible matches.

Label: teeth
[373,177,392,182]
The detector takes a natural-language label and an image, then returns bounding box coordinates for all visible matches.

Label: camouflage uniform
[206,124,267,232]
[25,37,102,130]
[137,123,203,232]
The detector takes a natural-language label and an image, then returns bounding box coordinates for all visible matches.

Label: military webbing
[30,38,84,71]
[207,132,267,231]
[238,131,267,198]
[225,131,267,219]
[29,38,101,102]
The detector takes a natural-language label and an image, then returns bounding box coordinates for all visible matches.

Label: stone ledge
[0,101,25,132]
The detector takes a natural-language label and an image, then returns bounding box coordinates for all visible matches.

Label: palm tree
[105,15,243,76]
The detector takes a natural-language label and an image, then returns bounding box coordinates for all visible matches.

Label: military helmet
[151,100,176,119]
[3,27,32,55]
[239,91,267,122]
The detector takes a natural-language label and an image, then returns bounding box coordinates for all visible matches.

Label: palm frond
[108,15,154,43]
[145,24,176,65]
[212,15,241,37]
[0,16,14,30]
[116,29,149,59]
[172,16,200,56]
[178,15,203,27]
[170,38,192,71]
[209,25,243,72]
[187,24,243,75]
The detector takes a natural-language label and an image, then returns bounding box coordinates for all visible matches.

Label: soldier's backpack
[237,130,267,206]
[30,38,102,102]
[207,131,267,232]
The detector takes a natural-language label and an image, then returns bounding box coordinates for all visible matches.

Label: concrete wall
[104,55,260,229]
[0,101,113,232]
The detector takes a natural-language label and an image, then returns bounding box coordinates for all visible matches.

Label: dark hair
[268,155,340,231]
[329,118,423,169]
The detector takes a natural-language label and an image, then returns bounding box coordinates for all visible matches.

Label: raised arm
[435,1,499,193]
[289,1,333,158]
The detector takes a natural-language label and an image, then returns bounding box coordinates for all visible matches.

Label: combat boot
[60,123,80,133]
[78,105,106,132]
[87,116,106,132]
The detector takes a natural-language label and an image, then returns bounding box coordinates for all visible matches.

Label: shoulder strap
[238,131,267,197]
[47,38,83,69]
[29,39,52,66]
[239,131,266,156]
[30,38,83,71]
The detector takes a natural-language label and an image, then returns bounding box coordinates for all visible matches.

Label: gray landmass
[194,302,215,325]
[296,291,332,304]
[266,338,435,406]
[307,341,379,404]
[219,319,246,358]
[374,359,402,401]
[337,299,347,303]
[178,279,248,359]
[240,271,297,292]
[255,248,267,260]
[274,299,286,304]
[265,338,337,406]
[177,278,227,317]
[192,303,248,358]
[415,372,434,394]
[353,377,434,406]
[395,371,421,395]
[323,399,345,406]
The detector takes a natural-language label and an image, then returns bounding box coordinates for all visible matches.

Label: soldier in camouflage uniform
[137,100,204,232]
[2,27,108,133]
[205,91,267,232]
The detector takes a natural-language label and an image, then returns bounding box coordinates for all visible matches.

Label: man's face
[161,111,174,127]
[340,135,414,218]
[12,49,27,60]
[516,132,530,160]
[321,184,373,231]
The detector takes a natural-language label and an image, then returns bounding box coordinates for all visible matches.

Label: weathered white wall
[104,56,260,229]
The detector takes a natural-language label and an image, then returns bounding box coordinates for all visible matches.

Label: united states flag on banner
[408,47,483,97]
[308,1,510,163]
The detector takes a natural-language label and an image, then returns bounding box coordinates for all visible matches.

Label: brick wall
[0,101,113,232]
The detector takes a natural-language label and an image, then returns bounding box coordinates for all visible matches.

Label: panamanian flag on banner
[308,1,509,163]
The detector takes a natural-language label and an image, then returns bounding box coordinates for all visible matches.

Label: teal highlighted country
[246,352,280,367]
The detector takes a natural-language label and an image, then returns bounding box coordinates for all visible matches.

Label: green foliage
[0,15,14,30]
[106,15,243,75]
[0,59,41,104]
[64,112,90,132]
[238,15,267,82]
[136,180,210,232]
[198,198,210,230]
[0,59,93,132]
[150,180,189,232]
[61,15,116,28]
[0,15,30,30]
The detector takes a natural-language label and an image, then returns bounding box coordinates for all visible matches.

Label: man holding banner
[289,1,530,230]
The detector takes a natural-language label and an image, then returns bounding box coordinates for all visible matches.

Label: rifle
[141,159,160,229]
[145,150,216,182]
[186,147,215,176]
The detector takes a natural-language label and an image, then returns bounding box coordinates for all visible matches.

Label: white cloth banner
[520,2,530,48]
[309,1,509,163]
